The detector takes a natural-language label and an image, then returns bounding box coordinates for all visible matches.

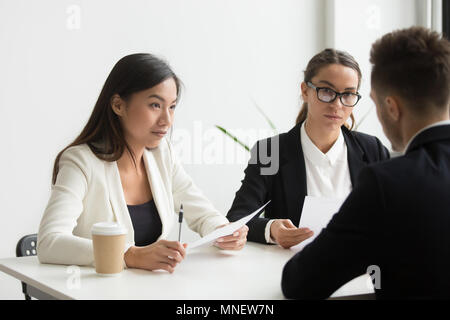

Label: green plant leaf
[252,99,278,135]
[215,125,250,152]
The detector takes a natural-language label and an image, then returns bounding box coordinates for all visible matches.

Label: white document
[187,200,271,251]
[292,196,345,251]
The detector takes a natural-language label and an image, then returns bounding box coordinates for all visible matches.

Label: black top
[281,124,450,299]
[127,199,162,247]
[226,121,390,244]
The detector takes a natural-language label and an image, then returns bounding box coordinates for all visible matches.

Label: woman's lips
[152,131,167,138]
[324,115,342,120]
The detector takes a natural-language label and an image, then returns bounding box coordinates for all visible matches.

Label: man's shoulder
[365,155,410,174]
[359,153,426,192]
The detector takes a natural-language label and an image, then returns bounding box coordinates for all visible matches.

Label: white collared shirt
[264,122,352,243]
[300,122,352,198]
[403,120,450,155]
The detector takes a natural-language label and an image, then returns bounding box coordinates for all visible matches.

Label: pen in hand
[178,204,183,242]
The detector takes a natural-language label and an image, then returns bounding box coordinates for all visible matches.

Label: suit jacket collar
[142,150,172,238]
[341,126,367,185]
[104,149,173,245]
[105,161,135,245]
[280,122,307,223]
[406,124,450,154]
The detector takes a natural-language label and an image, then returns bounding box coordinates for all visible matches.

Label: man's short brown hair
[370,26,450,114]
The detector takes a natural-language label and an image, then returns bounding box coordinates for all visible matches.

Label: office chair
[16,234,38,300]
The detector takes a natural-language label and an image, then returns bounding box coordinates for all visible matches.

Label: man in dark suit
[281,26,450,299]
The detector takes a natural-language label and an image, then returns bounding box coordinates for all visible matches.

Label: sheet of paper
[292,196,345,252]
[187,200,271,251]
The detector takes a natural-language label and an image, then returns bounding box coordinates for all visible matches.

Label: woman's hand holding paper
[214,225,249,250]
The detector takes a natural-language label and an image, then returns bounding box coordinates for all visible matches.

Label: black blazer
[281,124,450,299]
[226,121,390,244]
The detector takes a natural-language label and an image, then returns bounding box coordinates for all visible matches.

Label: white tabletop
[0,242,374,300]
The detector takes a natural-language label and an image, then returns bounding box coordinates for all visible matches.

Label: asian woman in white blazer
[37,53,248,273]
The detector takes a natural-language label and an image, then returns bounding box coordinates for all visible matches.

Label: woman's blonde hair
[296,49,362,130]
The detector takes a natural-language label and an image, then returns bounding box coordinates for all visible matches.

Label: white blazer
[37,138,229,267]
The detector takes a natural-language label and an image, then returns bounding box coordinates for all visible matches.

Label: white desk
[0,242,374,300]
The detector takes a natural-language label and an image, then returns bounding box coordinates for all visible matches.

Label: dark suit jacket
[226,121,390,244]
[281,124,450,299]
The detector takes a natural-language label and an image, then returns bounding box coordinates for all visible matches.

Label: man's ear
[384,95,402,122]
[111,94,125,117]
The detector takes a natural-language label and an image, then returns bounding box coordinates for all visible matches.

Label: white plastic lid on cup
[91,222,127,236]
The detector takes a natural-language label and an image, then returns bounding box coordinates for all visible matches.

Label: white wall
[0,0,428,299]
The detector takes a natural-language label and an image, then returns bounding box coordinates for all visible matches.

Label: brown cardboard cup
[91,222,127,276]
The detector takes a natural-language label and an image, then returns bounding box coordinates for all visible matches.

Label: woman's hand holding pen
[124,240,187,273]
[214,225,249,250]
[270,219,314,249]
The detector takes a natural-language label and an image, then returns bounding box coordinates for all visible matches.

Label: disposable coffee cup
[91,222,127,276]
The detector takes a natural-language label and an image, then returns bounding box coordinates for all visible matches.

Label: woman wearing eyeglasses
[226,48,390,248]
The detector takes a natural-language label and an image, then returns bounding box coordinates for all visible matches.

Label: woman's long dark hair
[296,48,362,129]
[52,53,181,184]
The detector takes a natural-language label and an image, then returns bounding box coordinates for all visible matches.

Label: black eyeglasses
[307,82,361,107]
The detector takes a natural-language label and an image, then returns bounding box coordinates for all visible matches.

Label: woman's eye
[319,88,335,98]
[170,105,177,110]
[149,103,160,108]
